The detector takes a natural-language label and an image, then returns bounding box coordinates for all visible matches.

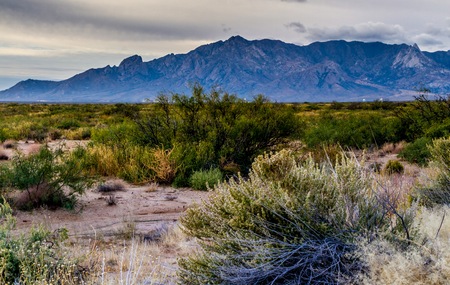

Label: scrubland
[1,87,450,284]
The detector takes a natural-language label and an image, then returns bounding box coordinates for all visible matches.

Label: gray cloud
[2,0,450,89]
[285,22,307,33]
[307,22,406,43]
[413,34,443,47]
[0,0,216,41]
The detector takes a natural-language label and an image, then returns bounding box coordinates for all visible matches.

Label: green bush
[384,160,404,175]
[189,168,223,190]
[179,150,408,284]
[398,137,432,166]
[425,118,450,139]
[135,86,299,178]
[57,119,80,130]
[304,112,400,149]
[0,145,94,210]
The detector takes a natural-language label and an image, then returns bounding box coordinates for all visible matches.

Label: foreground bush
[0,145,93,210]
[179,150,407,284]
[0,199,94,284]
[358,206,450,284]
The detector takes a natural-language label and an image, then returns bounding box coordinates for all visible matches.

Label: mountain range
[2,35,450,102]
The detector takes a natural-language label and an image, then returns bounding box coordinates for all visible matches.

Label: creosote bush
[179,150,409,284]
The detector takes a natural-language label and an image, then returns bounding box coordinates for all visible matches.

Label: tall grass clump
[77,143,178,184]
[179,150,408,284]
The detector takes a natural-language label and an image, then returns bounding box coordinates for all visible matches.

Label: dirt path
[13,183,209,241]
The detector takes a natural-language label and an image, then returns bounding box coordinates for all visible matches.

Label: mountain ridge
[2,36,450,102]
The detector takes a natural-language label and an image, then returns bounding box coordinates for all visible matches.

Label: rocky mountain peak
[392,43,433,69]
[3,36,450,102]
[119,55,143,68]
[118,55,145,76]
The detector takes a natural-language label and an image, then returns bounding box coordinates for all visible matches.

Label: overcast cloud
[1,0,450,90]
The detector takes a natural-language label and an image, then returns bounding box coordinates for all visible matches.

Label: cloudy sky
[1,0,450,90]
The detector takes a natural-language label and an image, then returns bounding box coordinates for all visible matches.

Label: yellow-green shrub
[418,137,450,205]
[179,150,407,284]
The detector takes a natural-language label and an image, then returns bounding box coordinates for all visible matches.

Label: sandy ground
[13,183,209,241]
[2,140,209,242]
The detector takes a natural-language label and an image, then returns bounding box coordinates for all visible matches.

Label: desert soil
[4,140,209,241]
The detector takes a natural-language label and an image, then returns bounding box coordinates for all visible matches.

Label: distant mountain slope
[2,36,450,102]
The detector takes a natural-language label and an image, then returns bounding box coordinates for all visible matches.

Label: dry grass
[95,225,195,284]
[145,182,159,192]
[358,206,450,285]
[147,147,177,183]
[87,144,121,177]
[381,141,406,155]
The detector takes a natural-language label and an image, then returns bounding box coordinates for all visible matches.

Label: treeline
[1,88,450,186]
[88,85,299,186]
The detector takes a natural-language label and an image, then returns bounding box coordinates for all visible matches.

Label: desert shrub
[135,86,299,180]
[77,143,178,184]
[0,199,95,284]
[0,129,6,142]
[0,145,94,210]
[80,128,91,140]
[147,146,178,184]
[398,137,432,166]
[189,168,223,191]
[179,150,408,284]
[425,117,450,139]
[27,124,50,142]
[48,129,63,140]
[91,121,139,146]
[383,160,404,175]
[417,137,450,205]
[57,119,80,130]
[396,93,450,141]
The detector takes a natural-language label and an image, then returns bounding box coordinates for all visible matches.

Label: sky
[1,0,450,90]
